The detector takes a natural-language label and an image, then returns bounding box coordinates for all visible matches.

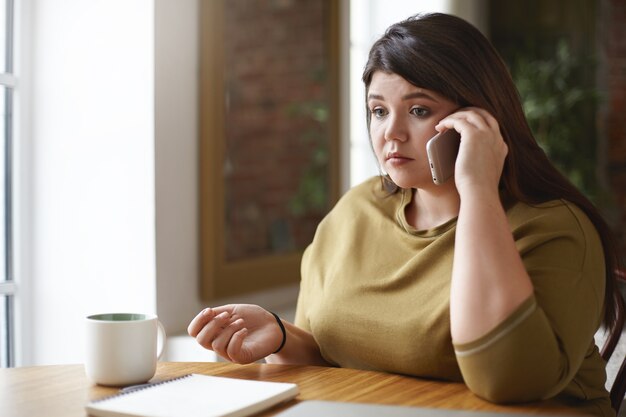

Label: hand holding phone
[426,129,461,185]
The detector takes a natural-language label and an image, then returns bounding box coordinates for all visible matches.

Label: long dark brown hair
[362,12,621,327]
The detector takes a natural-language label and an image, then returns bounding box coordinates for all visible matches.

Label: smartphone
[426,129,461,185]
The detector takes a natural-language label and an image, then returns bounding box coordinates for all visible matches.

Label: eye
[370,107,387,119]
[410,107,429,117]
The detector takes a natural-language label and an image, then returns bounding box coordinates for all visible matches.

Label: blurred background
[0,0,624,377]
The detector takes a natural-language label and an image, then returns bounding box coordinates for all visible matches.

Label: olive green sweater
[295,177,612,416]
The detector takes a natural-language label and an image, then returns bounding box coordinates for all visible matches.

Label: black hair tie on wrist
[270,312,286,354]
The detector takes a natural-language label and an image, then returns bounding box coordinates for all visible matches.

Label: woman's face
[367,71,458,189]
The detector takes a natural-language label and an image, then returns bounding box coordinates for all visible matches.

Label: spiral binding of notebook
[91,374,193,403]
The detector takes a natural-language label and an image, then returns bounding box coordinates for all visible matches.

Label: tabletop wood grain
[0,361,586,417]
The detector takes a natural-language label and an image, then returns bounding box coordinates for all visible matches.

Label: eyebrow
[367,91,439,102]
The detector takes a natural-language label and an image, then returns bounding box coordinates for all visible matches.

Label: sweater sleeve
[453,201,606,403]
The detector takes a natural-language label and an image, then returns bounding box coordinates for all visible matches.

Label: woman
[188,13,620,416]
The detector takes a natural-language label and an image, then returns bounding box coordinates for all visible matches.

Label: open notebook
[85,374,299,417]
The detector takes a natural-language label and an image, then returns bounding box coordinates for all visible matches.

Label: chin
[387,177,418,190]
[387,174,429,190]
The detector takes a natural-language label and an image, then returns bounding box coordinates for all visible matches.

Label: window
[199,0,341,299]
[0,0,15,368]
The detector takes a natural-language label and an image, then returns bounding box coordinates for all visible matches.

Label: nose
[384,114,408,142]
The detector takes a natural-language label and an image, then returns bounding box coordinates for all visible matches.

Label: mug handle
[156,320,167,360]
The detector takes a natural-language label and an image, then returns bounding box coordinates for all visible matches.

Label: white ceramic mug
[85,313,166,386]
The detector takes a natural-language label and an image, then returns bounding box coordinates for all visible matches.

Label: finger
[435,116,455,132]
[460,107,500,132]
[464,107,500,132]
[227,328,250,364]
[437,108,498,133]
[445,111,488,131]
[187,308,216,337]
[211,318,246,361]
[188,305,240,337]
[435,115,476,134]
[194,311,232,350]
[209,305,237,316]
[437,117,476,139]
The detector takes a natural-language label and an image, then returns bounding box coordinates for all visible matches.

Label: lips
[386,152,412,161]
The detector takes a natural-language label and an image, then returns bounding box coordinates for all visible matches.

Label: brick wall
[221,0,331,261]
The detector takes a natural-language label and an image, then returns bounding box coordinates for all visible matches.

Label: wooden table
[0,361,585,416]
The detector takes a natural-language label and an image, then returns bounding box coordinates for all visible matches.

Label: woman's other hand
[187,304,283,364]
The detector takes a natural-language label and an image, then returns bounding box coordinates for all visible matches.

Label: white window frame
[13,0,33,367]
[1,0,30,368]
[0,0,16,368]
